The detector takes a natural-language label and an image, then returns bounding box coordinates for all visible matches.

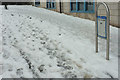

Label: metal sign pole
[95,2,110,60]
[59,0,62,13]
[95,6,98,53]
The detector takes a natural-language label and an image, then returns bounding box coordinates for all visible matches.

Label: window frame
[46,0,56,9]
[70,0,95,13]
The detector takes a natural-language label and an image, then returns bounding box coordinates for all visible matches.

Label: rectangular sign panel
[97,16,107,39]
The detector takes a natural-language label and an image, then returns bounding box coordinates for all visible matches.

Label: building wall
[62,2,70,14]
[39,0,46,8]
[37,0,120,28]
[0,1,1,5]
[98,2,120,28]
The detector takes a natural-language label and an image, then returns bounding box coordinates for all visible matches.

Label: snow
[0,5,119,78]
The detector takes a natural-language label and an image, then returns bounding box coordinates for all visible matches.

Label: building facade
[33,0,120,28]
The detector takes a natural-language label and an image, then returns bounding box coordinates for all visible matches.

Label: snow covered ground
[0,5,119,78]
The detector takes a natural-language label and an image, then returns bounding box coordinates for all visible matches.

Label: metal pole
[106,3,110,60]
[96,2,110,60]
[59,0,62,13]
[95,4,98,53]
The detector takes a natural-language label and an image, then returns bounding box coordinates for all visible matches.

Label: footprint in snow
[29,17,32,19]
[58,33,62,36]
[2,64,13,72]
[2,49,10,59]
[80,58,86,63]
[57,61,73,70]
[16,68,23,76]
[38,64,45,72]
[61,71,77,78]
[11,14,14,16]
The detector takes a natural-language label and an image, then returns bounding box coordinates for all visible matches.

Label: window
[86,2,94,11]
[35,0,40,7]
[78,2,84,11]
[47,0,56,9]
[71,0,76,11]
[70,0,95,13]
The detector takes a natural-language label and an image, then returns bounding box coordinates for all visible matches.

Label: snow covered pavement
[0,5,119,78]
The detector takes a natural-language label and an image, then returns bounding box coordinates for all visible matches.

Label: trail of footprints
[2,13,78,78]
[2,13,97,78]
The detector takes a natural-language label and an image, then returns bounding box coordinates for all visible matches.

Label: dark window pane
[52,3,55,8]
[86,2,93,11]
[47,0,49,8]
[47,2,49,8]
[35,0,40,6]
[71,2,76,11]
[52,0,55,8]
[50,0,52,8]
[49,3,51,8]
[78,2,84,11]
